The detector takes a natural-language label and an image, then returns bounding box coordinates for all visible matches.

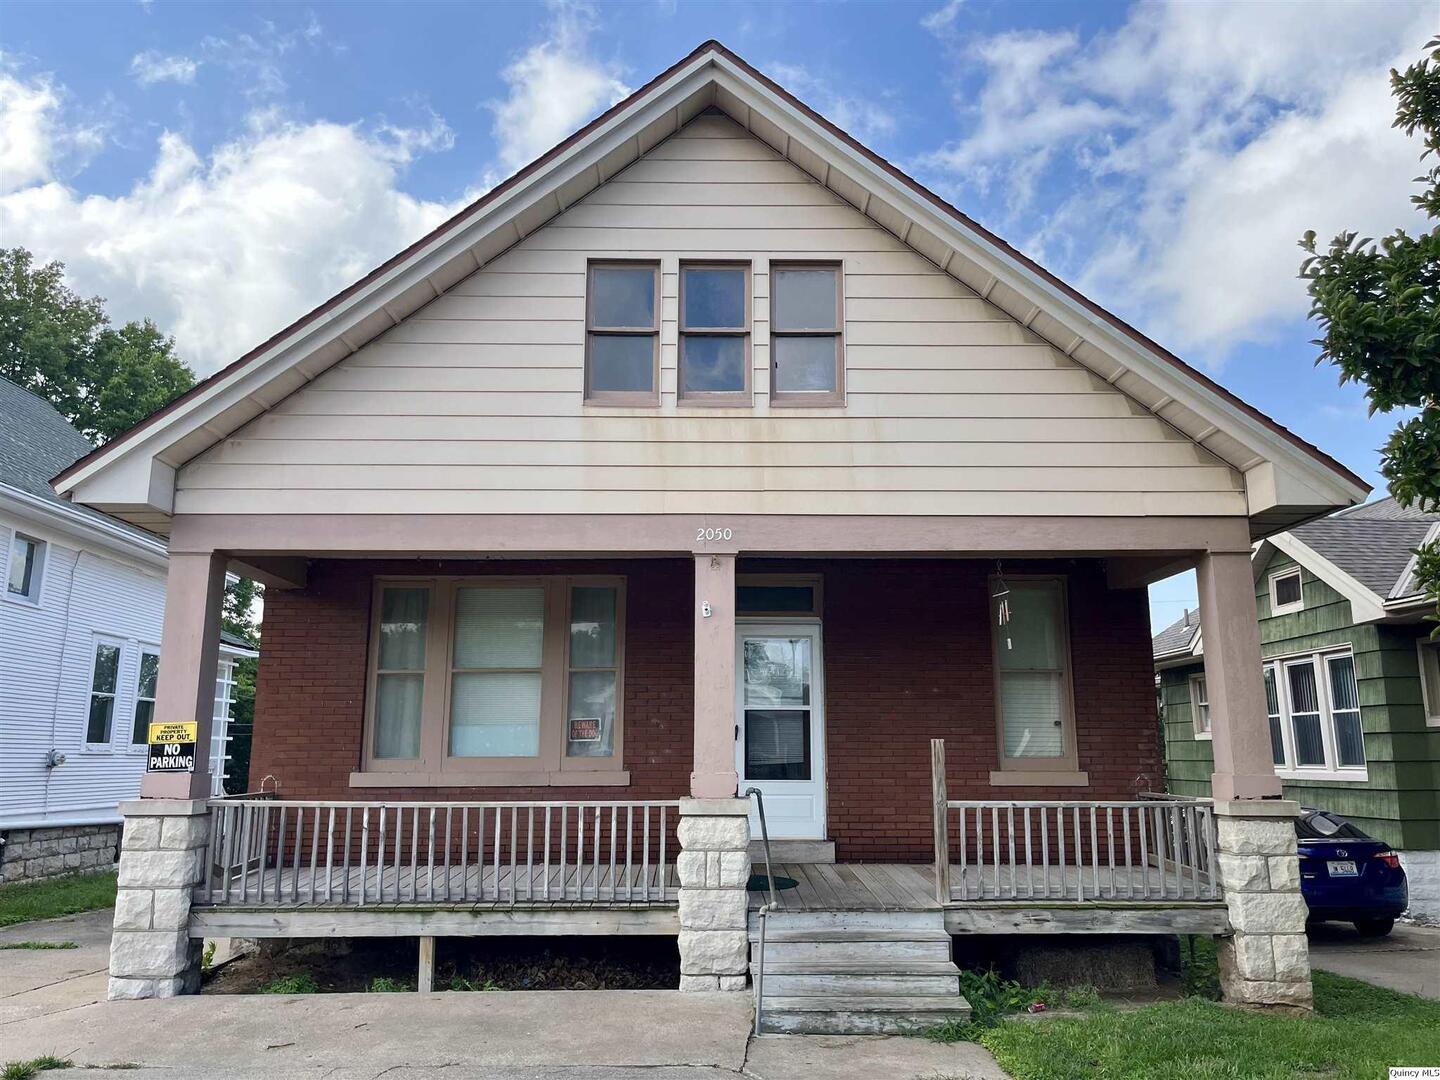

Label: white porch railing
[199,799,681,907]
[930,740,1220,904]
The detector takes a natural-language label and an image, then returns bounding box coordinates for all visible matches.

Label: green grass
[259,973,320,994]
[1,1055,71,1080]
[0,872,116,928]
[0,941,78,950]
[980,972,1440,1079]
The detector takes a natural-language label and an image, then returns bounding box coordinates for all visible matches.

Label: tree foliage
[0,247,196,444]
[1300,37,1440,623]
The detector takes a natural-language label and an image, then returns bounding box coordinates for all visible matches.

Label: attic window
[1269,568,1304,615]
[770,263,843,406]
[585,262,659,405]
[680,262,750,405]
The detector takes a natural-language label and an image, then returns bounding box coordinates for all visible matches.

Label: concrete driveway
[1,908,1005,1080]
[1308,921,1440,1000]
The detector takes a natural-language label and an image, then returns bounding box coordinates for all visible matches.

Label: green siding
[1161,550,1440,850]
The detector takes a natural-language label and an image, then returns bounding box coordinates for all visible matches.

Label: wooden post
[691,553,738,798]
[931,739,951,904]
[417,936,434,993]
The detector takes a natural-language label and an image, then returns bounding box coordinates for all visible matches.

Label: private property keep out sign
[147,720,198,773]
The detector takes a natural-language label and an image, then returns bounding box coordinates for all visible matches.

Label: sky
[1,0,1433,630]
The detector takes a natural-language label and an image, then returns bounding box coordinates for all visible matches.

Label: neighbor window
[585,262,659,403]
[680,262,749,403]
[86,640,122,746]
[131,649,160,745]
[1420,641,1440,727]
[6,532,45,604]
[770,263,843,405]
[991,577,1077,774]
[1189,674,1211,738]
[1269,568,1304,615]
[363,577,625,783]
[1269,650,1367,780]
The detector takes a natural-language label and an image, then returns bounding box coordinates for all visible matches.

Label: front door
[735,623,826,839]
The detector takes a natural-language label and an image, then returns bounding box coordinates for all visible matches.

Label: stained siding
[176,113,1245,519]
[1161,550,1440,850]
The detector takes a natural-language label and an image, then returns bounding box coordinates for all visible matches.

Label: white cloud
[920,0,964,34]
[919,0,1433,362]
[768,63,898,146]
[0,66,104,194]
[1,67,462,375]
[199,14,330,99]
[129,50,198,86]
[486,0,629,174]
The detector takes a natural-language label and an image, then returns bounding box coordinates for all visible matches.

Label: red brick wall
[251,558,1159,862]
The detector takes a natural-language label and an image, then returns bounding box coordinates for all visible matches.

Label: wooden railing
[930,739,1220,904]
[199,798,681,907]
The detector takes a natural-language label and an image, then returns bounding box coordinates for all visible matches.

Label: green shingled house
[1155,497,1440,921]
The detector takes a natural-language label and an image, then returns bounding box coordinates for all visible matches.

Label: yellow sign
[148,721,198,745]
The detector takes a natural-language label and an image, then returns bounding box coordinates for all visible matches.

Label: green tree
[221,577,264,795]
[1301,37,1440,623]
[0,247,196,443]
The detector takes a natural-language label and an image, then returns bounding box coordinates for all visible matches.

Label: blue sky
[1,0,1432,628]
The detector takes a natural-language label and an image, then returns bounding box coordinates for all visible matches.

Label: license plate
[1327,860,1358,877]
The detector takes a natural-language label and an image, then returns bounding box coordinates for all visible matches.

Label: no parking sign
[147,721,198,773]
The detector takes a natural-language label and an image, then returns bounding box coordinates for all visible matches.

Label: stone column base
[676,797,751,992]
[1214,799,1313,1011]
[109,799,211,1000]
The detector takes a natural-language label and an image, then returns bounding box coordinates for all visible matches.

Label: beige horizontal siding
[178,113,1244,519]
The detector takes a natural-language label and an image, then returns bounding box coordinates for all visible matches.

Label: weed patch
[0,942,78,951]
[259,973,320,994]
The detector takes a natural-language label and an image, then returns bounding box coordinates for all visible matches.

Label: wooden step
[758,936,953,963]
[753,961,960,997]
[749,839,836,864]
[748,909,944,934]
[759,994,972,1035]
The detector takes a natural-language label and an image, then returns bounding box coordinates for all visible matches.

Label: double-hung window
[1189,674,1211,738]
[770,263,843,405]
[6,531,45,604]
[585,262,659,404]
[363,576,626,785]
[131,649,160,746]
[86,640,122,746]
[1419,641,1440,727]
[990,576,1082,781]
[680,262,750,404]
[1268,650,1367,780]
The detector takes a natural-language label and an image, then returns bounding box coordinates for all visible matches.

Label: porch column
[1195,551,1280,803]
[110,551,225,999]
[1197,551,1312,1011]
[691,553,738,798]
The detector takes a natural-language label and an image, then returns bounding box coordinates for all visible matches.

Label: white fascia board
[56,56,719,511]
[707,60,1365,514]
[0,485,167,571]
[220,641,260,660]
[1265,531,1387,623]
[1391,521,1440,600]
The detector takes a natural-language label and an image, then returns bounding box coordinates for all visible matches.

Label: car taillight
[1374,851,1401,869]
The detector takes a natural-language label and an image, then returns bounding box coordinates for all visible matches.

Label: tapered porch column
[110,551,226,999]
[1197,551,1312,1011]
[691,552,738,798]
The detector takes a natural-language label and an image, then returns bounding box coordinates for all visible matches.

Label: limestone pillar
[108,799,210,999]
[676,797,751,991]
[1214,799,1313,1010]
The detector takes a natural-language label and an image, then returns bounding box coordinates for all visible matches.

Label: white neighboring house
[0,376,257,883]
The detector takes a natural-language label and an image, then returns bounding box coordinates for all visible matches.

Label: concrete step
[759,994,972,1036]
[749,839,835,864]
[757,936,954,964]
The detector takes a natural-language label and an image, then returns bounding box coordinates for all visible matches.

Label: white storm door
[735,624,826,839]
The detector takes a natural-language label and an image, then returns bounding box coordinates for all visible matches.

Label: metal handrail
[745,787,778,1036]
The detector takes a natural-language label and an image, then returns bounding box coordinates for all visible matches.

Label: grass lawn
[980,969,1440,1079]
[0,871,116,928]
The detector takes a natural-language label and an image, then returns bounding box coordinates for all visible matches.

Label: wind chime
[992,561,1013,651]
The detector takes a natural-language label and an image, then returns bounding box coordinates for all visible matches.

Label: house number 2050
[696,527,733,542]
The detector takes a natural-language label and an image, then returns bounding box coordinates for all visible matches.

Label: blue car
[1297,808,1408,936]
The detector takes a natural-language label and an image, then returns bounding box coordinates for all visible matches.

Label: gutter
[0,484,167,570]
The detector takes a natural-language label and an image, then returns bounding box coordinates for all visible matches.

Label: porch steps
[749,839,836,864]
[749,910,970,1034]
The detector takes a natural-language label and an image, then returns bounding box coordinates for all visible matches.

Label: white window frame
[1418,640,1440,728]
[129,645,161,749]
[4,530,47,607]
[1268,567,1304,616]
[84,636,126,751]
[1268,647,1368,782]
[1188,673,1212,739]
[1263,664,1287,768]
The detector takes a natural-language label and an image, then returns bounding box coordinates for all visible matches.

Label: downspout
[41,548,89,820]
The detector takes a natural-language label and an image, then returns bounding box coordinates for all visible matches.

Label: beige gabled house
[54,42,1365,1026]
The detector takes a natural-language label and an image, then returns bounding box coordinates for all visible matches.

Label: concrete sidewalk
[1308,921,1440,1000]
[1,909,1004,1080]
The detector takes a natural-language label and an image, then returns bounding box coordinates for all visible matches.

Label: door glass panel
[743,638,811,707]
[745,710,811,780]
